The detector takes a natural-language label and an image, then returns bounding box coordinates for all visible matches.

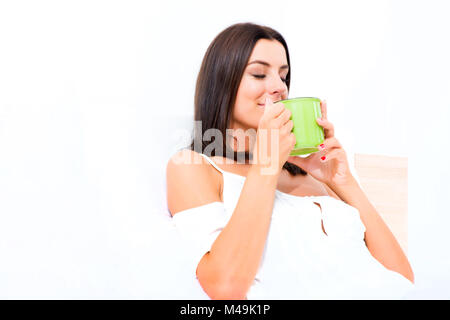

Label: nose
[267,73,287,101]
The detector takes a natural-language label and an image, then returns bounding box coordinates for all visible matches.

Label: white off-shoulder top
[171,153,414,299]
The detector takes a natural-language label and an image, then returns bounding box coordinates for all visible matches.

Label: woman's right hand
[251,97,296,176]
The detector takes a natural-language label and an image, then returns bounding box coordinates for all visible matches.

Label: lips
[258,98,277,106]
[257,98,279,109]
[257,101,267,106]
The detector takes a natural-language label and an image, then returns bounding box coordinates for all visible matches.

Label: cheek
[242,80,265,100]
[231,78,266,128]
[234,80,264,112]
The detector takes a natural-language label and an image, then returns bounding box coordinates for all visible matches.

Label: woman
[166,22,414,300]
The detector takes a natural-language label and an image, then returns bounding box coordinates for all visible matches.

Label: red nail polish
[319,144,325,149]
[321,156,326,161]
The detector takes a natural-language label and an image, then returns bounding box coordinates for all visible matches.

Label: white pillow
[148,113,194,218]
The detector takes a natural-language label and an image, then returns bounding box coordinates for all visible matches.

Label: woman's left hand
[287,100,355,187]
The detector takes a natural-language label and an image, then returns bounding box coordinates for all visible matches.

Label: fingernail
[321,156,326,161]
[319,144,325,150]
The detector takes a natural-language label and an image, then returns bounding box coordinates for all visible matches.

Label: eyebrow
[247,60,289,70]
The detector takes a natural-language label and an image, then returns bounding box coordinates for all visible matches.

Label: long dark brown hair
[189,22,306,176]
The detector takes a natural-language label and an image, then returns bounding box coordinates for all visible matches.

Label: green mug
[278,97,324,156]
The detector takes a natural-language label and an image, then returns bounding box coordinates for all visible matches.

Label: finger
[275,108,292,127]
[320,99,328,120]
[317,136,342,151]
[316,117,335,138]
[264,97,284,118]
[320,148,347,163]
[280,119,294,135]
[263,97,273,115]
[289,132,296,148]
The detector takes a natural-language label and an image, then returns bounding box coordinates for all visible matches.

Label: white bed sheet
[0,111,360,299]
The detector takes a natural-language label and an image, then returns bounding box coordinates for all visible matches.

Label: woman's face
[231,39,289,132]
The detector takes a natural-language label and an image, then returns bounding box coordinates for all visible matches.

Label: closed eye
[253,74,287,83]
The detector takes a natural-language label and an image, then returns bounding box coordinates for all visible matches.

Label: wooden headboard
[354,153,408,254]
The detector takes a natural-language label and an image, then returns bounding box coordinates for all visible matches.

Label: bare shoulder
[166,149,222,217]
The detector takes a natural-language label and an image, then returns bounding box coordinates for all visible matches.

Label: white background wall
[0,0,449,298]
